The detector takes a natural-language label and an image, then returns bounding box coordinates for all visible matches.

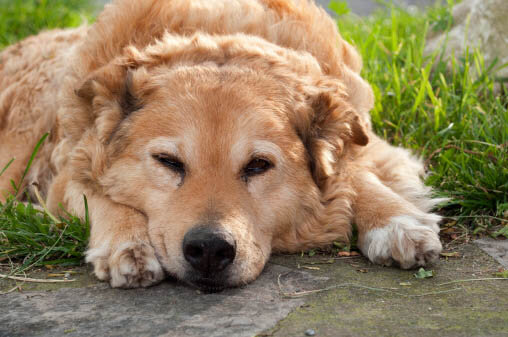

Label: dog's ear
[299,73,372,188]
[75,64,146,143]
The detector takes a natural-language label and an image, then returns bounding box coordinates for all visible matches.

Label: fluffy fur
[0,0,442,290]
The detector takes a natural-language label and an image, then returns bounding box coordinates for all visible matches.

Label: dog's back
[2,0,358,199]
[0,28,87,199]
[80,0,362,78]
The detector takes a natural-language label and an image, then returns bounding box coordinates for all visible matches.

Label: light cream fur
[0,0,442,289]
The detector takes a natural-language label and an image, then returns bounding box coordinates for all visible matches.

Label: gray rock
[0,264,325,337]
[475,238,508,268]
[425,0,508,79]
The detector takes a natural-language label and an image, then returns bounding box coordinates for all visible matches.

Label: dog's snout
[183,226,236,275]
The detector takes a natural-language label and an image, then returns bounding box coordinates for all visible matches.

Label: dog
[0,0,443,291]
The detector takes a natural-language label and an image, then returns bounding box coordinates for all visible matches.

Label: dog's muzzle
[182,225,236,291]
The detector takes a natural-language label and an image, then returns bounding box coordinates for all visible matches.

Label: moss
[265,244,508,336]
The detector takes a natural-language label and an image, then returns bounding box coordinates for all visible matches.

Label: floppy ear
[301,77,371,188]
[75,64,145,144]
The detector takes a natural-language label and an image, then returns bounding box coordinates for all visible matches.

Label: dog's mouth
[183,274,231,293]
[193,279,227,293]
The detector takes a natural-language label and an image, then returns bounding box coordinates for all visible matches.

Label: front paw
[360,215,442,269]
[86,241,165,288]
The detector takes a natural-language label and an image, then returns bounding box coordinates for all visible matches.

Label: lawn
[0,0,507,273]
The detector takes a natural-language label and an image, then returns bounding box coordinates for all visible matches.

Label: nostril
[183,226,236,274]
[217,248,232,259]
[214,245,235,271]
[185,245,203,260]
[183,241,207,271]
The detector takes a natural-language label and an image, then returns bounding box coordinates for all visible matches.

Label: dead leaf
[440,252,461,258]
[338,251,351,257]
[399,282,412,286]
[443,221,457,227]
[302,266,320,271]
[357,269,368,273]
[442,228,457,234]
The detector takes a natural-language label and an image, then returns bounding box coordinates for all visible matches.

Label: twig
[328,256,363,260]
[0,273,75,283]
[0,285,21,295]
[277,273,461,298]
[438,277,508,286]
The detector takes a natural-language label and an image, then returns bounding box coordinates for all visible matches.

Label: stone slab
[0,264,325,337]
[475,238,508,268]
[265,243,508,337]
[2,243,508,337]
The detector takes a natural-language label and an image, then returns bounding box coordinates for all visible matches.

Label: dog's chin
[183,271,233,293]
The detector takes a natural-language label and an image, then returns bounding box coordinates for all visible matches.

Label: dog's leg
[352,171,442,269]
[47,173,164,288]
[84,195,165,288]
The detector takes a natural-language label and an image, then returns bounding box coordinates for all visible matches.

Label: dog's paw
[86,241,164,288]
[360,215,442,269]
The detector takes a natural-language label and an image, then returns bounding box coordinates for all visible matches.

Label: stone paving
[1,265,323,337]
[476,238,508,268]
[1,241,507,337]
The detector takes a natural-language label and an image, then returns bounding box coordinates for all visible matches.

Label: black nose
[183,226,236,275]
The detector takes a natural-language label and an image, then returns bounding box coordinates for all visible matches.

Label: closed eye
[153,154,186,176]
[242,157,273,181]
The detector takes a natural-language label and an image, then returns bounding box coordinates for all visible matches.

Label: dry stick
[438,277,508,286]
[0,273,75,283]
[0,285,21,295]
[328,256,362,260]
[277,273,461,298]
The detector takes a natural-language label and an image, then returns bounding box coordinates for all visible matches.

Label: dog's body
[0,0,442,290]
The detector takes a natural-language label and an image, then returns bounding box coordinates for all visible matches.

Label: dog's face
[96,65,323,291]
[78,36,370,291]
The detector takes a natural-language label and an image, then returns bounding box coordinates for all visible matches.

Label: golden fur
[0,0,442,290]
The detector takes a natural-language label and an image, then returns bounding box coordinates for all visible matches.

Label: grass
[0,0,95,49]
[0,0,507,273]
[0,135,90,274]
[0,0,94,273]
[332,0,507,234]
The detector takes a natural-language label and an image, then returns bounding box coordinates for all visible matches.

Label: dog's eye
[243,158,273,179]
[153,154,186,175]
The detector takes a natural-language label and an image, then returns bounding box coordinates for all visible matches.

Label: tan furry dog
[0,0,443,291]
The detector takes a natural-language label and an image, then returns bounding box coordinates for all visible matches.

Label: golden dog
[0,0,443,291]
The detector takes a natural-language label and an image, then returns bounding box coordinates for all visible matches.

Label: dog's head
[72,33,372,291]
